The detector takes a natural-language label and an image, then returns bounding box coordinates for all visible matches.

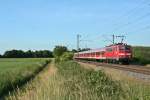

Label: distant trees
[33,50,53,58]
[53,46,75,62]
[79,48,91,52]
[71,49,77,53]
[132,46,150,65]
[0,46,91,59]
[53,46,68,57]
[4,50,25,58]
[2,50,53,58]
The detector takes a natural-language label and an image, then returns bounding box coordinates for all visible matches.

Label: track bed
[76,60,150,75]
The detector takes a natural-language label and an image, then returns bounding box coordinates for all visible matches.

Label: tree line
[0,46,91,58]
[0,50,53,58]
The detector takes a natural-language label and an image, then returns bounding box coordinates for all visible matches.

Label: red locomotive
[74,43,132,64]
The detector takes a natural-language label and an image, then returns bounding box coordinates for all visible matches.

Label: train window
[119,46,130,50]
[125,46,130,50]
[106,48,112,52]
[101,51,105,55]
[97,52,100,55]
[113,47,116,51]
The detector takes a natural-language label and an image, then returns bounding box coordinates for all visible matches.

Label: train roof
[75,43,131,55]
[75,48,105,54]
[106,43,129,47]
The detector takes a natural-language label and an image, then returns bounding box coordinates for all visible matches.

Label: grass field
[0,58,50,98]
[7,61,125,100]
[55,61,124,100]
[5,60,150,100]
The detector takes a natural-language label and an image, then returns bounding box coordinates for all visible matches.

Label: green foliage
[4,50,25,58]
[79,48,91,52]
[33,50,53,58]
[0,58,50,97]
[3,50,53,58]
[71,49,77,53]
[56,61,124,100]
[53,46,68,57]
[132,46,150,65]
[60,52,74,61]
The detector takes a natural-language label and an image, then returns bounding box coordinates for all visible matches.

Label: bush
[53,46,68,57]
[56,61,124,100]
[132,46,150,65]
[60,52,73,61]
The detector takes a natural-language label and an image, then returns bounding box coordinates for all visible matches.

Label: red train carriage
[74,43,132,64]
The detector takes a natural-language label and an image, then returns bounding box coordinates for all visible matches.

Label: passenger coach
[74,43,132,64]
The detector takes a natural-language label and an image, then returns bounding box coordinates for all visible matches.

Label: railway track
[77,60,150,75]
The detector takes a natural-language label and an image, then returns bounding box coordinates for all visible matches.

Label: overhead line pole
[77,34,81,51]
[112,34,126,44]
[112,34,115,44]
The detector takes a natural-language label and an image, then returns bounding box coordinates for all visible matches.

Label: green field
[6,61,124,100]
[0,58,50,97]
[5,60,150,100]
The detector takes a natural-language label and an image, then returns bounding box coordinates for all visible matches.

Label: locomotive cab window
[125,46,131,50]
[119,46,130,50]
[106,48,112,52]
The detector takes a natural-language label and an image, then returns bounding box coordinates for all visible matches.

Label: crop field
[0,58,50,98]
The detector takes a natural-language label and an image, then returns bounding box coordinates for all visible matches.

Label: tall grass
[6,61,150,100]
[6,61,125,100]
[123,81,150,100]
[56,61,125,100]
[0,58,50,98]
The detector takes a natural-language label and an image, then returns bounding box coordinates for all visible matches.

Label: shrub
[60,52,74,61]
[132,46,150,65]
[56,61,124,100]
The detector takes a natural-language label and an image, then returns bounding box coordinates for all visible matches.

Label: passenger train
[74,43,132,64]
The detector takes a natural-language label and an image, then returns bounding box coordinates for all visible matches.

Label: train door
[113,46,118,60]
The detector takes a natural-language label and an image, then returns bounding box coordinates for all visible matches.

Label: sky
[0,0,150,54]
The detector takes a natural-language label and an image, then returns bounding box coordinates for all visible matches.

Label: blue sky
[0,0,150,54]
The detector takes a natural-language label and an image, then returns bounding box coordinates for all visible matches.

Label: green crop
[0,58,50,97]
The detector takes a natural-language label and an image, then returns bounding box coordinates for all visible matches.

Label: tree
[3,50,53,58]
[25,50,34,58]
[42,50,53,58]
[71,49,77,53]
[79,48,91,52]
[3,50,25,58]
[53,46,68,57]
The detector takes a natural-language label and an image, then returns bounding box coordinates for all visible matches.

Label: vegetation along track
[76,60,150,75]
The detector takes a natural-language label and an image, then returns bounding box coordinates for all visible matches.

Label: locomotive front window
[125,46,130,50]
[119,46,130,50]
[106,48,112,52]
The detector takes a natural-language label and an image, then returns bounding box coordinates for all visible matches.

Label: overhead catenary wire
[109,0,150,27]
[79,0,150,49]
[109,0,150,30]
[112,12,150,32]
